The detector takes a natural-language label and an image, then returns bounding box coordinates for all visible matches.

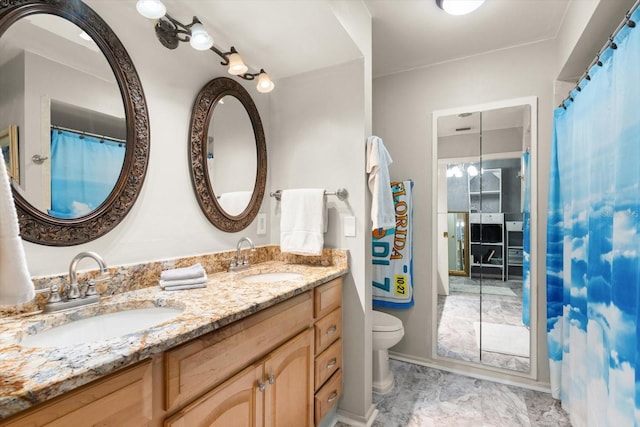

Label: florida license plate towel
[372,180,414,309]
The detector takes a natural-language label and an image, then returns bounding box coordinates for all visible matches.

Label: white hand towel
[0,147,34,306]
[280,188,325,256]
[366,136,395,231]
[161,283,207,291]
[218,191,253,216]
[160,263,206,281]
[159,275,207,288]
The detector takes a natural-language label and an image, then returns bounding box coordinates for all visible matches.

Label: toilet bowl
[372,310,405,394]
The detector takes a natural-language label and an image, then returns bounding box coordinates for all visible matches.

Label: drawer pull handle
[326,325,337,335]
[327,391,338,403]
[326,358,337,369]
[258,381,266,392]
[268,374,276,384]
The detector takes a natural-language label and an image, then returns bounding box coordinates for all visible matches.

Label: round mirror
[0,1,150,245]
[189,77,266,232]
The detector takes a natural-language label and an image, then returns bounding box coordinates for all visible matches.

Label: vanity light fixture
[436,0,485,16]
[136,0,274,93]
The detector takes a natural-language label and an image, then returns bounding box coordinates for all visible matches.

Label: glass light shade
[227,53,249,75]
[438,0,485,16]
[136,0,166,19]
[189,23,214,50]
[256,71,275,93]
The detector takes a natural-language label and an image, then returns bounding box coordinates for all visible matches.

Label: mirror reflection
[208,95,256,216]
[435,100,535,374]
[0,14,125,219]
[447,212,469,276]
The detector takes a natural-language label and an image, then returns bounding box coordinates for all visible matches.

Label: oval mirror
[0,1,150,246]
[189,77,266,232]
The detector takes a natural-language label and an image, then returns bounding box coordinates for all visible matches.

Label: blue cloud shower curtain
[546,7,640,426]
[522,151,530,327]
[49,130,125,218]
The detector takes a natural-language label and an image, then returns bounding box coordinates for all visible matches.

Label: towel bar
[270,188,348,202]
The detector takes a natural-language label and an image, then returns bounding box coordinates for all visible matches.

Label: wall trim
[389,352,552,393]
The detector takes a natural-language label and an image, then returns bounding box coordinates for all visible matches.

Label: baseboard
[337,404,379,427]
[389,352,552,393]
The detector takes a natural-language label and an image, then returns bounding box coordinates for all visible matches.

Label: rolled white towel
[160,263,206,281]
[161,283,207,291]
[158,275,207,288]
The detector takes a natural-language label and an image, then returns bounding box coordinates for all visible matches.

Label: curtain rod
[51,125,126,144]
[560,0,640,109]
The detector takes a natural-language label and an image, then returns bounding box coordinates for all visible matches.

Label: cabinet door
[164,364,264,427]
[1,360,153,427]
[264,329,313,427]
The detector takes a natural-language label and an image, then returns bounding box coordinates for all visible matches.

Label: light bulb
[227,52,248,75]
[136,0,166,19]
[189,23,214,51]
[256,71,275,93]
[467,164,478,177]
[437,0,485,16]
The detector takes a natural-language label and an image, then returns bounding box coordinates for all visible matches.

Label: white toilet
[372,310,405,394]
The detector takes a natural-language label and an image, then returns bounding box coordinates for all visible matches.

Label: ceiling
[176,0,573,80]
[364,0,571,78]
[2,1,632,85]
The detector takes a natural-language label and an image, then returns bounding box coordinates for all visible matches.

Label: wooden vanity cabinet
[312,278,343,425]
[1,277,344,427]
[165,328,313,427]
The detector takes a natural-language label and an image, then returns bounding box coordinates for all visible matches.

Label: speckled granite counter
[0,250,348,419]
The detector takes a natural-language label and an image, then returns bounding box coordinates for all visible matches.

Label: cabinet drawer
[165,292,313,410]
[314,370,342,425]
[314,277,342,319]
[314,338,342,391]
[2,360,153,427]
[314,307,341,355]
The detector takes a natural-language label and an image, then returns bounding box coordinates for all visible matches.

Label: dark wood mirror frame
[189,77,267,232]
[1,0,150,246]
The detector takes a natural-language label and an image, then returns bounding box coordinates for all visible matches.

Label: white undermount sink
[20,307,183,348]
[240,272,304,283]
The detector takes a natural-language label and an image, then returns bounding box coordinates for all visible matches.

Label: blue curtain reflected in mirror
[49,130,125,219]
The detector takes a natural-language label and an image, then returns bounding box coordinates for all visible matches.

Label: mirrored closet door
[432,97,537,376]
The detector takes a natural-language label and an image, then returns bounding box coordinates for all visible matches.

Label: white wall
[373,39,556,386]
[269,58,373,423]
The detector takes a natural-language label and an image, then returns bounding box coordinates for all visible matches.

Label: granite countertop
[0,258,348,419]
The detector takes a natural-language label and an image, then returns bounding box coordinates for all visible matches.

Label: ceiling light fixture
[136,0,274,93]
[436,0,485,16]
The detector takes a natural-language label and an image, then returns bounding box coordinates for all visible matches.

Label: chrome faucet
[229,237,255,271]
[42,251,110,313]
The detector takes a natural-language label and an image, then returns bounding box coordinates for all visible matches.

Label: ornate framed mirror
[189,77,266,232]
[0,0,150,246]
[432,96,538,378]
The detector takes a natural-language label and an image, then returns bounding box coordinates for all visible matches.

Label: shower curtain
[49,130,125,218]
[521,151,530,327]
[546,7,640,426]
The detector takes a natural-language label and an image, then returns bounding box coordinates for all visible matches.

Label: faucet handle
[48,285,62,303]
[85,279,99,297]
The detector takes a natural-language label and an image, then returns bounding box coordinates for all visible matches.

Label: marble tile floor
[438,276,530,372]
[336,360,571,427]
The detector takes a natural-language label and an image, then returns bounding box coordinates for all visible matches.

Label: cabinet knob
[327,391,338,403]
[326,358,337,369]
[326,325,337,335]
[258,381,266,392]
[268,374,275,384]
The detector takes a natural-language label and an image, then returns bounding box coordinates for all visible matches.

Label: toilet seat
[372,310,403,332]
